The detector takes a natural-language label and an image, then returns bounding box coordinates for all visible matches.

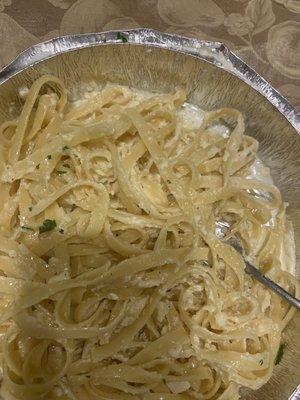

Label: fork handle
[245,260,300,310]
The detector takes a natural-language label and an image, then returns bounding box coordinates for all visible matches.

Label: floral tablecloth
[0,0,299,110]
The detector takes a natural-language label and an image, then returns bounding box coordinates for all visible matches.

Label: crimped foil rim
[0,28,299,132]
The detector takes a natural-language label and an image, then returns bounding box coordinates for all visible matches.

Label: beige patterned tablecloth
[0,0,299,110]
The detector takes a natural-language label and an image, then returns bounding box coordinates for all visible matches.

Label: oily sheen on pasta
[0,75,298,400]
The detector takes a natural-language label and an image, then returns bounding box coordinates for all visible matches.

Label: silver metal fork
[226,236,300,310]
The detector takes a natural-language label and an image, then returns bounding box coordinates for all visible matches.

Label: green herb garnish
[56,170,68,175]
[31,305,36,311]
[259,359,263,366]
[46,155,52,160]
[62,163,70,168]
[21,226,34,232]
[59,228,64,234]
[28,206,33,212]
[275,342,287,365]
[117,32,128,43]
[62,145,69,151]
[39,219,57,234]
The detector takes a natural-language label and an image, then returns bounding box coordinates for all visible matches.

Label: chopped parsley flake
[39,219,57,234]
[62,145,69,151]
[28,206,33,212]
[46,154,52,160]
[62,163,70,168]
[117,32,128,43]
[31,305,36,311]
[59,228,64,234]
[275,342,287,365]
[21,226,34,232]
[56,170,68,175]
[259,359,263,366]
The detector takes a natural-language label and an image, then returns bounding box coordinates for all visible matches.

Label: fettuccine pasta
[0,76,298,400]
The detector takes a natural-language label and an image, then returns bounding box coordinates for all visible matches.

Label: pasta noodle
[0,75,298,400]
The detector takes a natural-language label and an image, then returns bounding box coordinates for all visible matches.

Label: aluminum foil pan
[0,29,299,131]
[0,28,299,400]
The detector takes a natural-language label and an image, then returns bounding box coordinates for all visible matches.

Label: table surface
[0,0,299,110]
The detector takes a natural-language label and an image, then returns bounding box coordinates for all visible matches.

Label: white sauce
[248,158,273,184]
[179,103,204,130]
[69,83,296,276]
[18,86,29,99]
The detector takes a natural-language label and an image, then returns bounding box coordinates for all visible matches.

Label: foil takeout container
[0,29,299,400]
